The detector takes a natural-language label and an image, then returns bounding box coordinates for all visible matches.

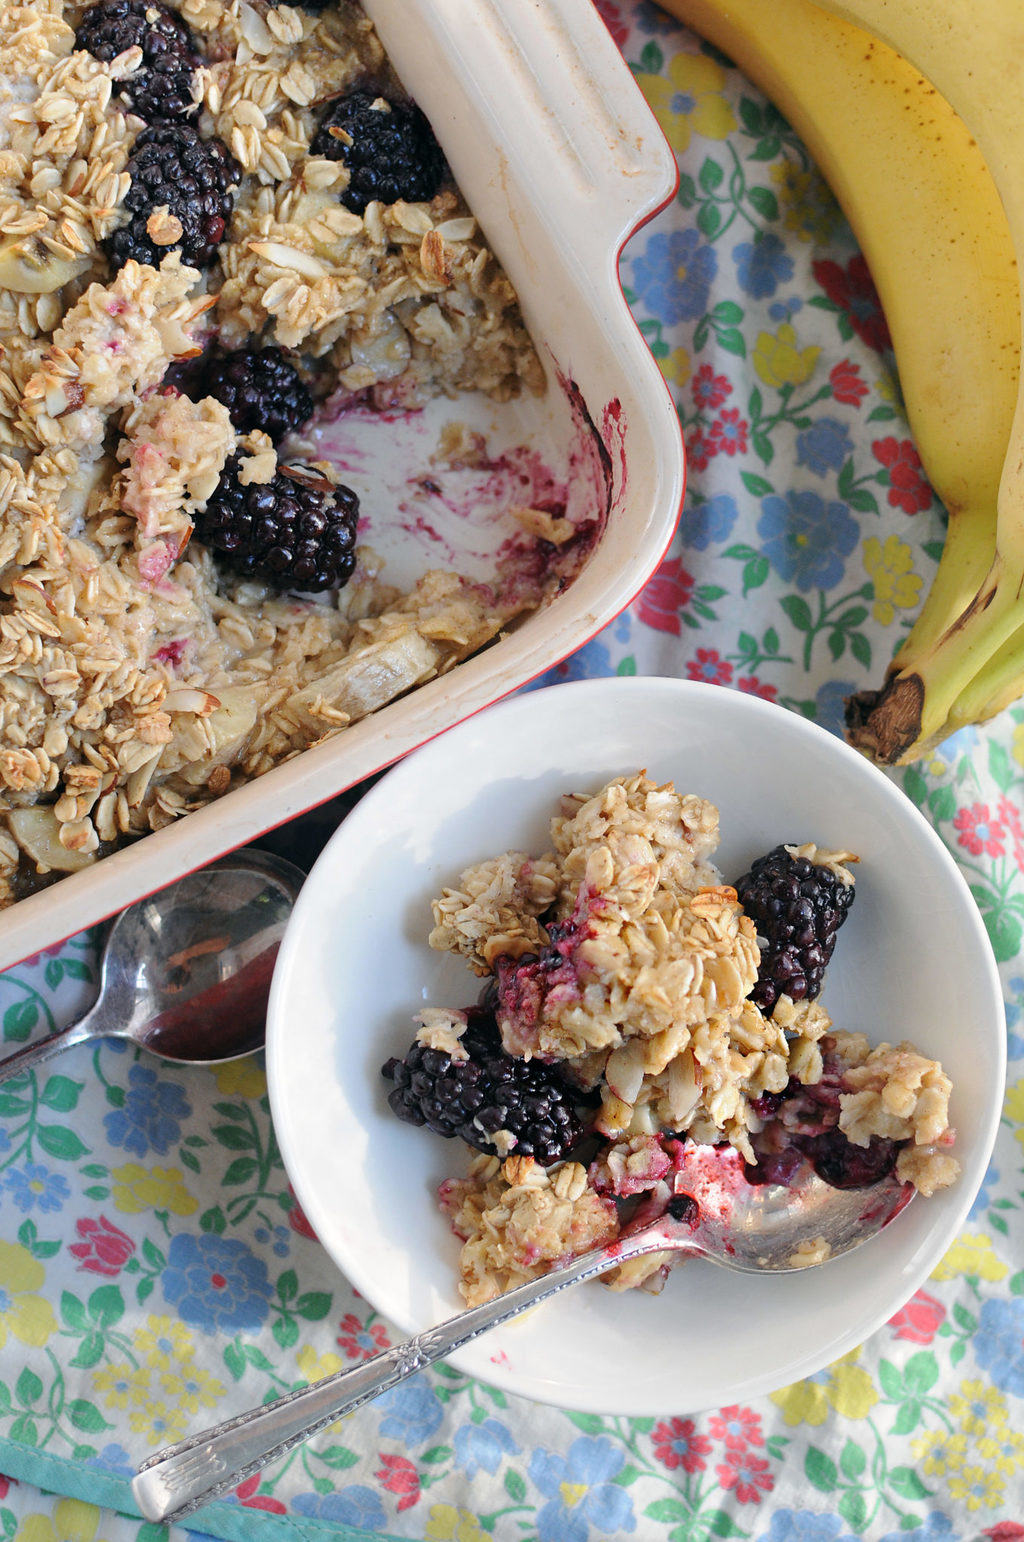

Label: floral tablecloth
[1,2,1022,1538]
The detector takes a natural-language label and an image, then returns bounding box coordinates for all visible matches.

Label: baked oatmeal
[381,772,960,1305]
[0,1,590,906]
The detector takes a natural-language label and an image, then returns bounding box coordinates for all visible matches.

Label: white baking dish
[0,0,683,969]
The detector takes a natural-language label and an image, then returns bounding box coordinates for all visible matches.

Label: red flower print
[692,363,732,411]
[338,1311,391,1359]
[716,1453,774,1504]
[376,1454,421,1511]
[829,358,868,406]
[887,1288,946,1344]
[286,1184,318,1242]
[708,1405,764,1452]
[687,649,733,686]
[812,255,891,353]
[984,1527,1024,1541]
[998,795,1024,843]
[592,0,628,47]
[0,1476,12,1499]
[235,1474,287,1514]
[637,557,694,637]
[652,1417,711,1473]
[686,426,710,471]
[871,436,932,513]
[69,1216,135,1277]
[708,407,748,457]
[737,676,777,702]
[954,802,1006,858]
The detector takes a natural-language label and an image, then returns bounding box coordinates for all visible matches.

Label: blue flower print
[967,1159,1000,1221]
[757,1512,857,1542]
[814,679,856,738]
[1003,975,1024,1058]
[770,297,803,322]
[878,1512,960,1542]
[253,1223,290,1258]
[635,0,682,33]
[679,492,739,551]
[974,1296,1024,1396]
[758,490,859,591]
[453,1417,520,1477]
[796,418,854,478]
[161,1232,272,1332]
[733,232,794,299]
[631,229,717,325]
[529,1436,636,1542]
[3,1162,70,1214]
[88,1443,135,1478]
[377,1378,443,1445]
[929,723,979,767]
[103,1062,190,1158]
[294,1487,386,1530]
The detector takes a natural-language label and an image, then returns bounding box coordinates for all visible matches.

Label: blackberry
[202,347,314,444]
[736,845,855,1014]
[76,1,202,122]
[311,91,445,214]
[382,1008,583,1166]
[195,458,359,592]
[106,123,239,272]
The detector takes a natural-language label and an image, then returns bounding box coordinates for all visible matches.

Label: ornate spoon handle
[132,1222,679,1524]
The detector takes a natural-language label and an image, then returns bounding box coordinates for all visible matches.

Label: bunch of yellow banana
[657,0,1022,763]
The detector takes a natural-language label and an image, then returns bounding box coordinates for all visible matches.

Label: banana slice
[7,807,96,873]
[0,238,92,296]
[286,629,441,731]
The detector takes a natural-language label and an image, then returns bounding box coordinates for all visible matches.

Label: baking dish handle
[368,0,678,251]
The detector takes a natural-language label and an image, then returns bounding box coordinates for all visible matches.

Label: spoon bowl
[132,1158,912,1525]
[0,850,303,1083]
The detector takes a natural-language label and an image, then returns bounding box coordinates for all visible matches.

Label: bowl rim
[267,675,1007,1414]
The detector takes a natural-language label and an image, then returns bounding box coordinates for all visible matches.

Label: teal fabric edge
[0,1434,414,1542]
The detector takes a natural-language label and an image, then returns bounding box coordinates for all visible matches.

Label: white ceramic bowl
[267,678,1005,1415]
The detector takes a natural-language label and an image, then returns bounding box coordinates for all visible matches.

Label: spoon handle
[133,1223,679,1524]
[0,1014,99,1085]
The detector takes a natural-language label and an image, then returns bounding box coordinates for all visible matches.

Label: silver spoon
[132,1167,912,1524]
[0,850,303,1083]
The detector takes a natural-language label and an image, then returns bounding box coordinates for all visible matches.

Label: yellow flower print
[133,1315,194,1371]
[15,1498,108,1542]
[159,1362,225,1414]
[931,1231,1008,1283]
[636,52,737,157]
[110,1164,197,1216]
[770,1348,876,1426]
[948,1379,1008,1437]
[770,162,840,244]
[659,346,692,390]
[863,535,923,626]
[298,1345,344,1383]
[93,1362,150,1412]
[0,1241,56,1350]
[915,1428,954,1478]
[425,1506,489,1542]
[215,1058,267,1099]
[129,1399,188,1445]
[823,1350,878,1419]
[948,1463,1005,1510]
[1013,721,1024,770]
[1004,1076,1024,1145]
[979,1425,1024,1476]
[753,324,820,389]
[769,1376,829,1427]
[875,368,901,405]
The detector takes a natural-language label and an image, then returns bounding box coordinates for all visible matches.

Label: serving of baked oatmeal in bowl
[267,677,1005,1415]
[0,0,683,967]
